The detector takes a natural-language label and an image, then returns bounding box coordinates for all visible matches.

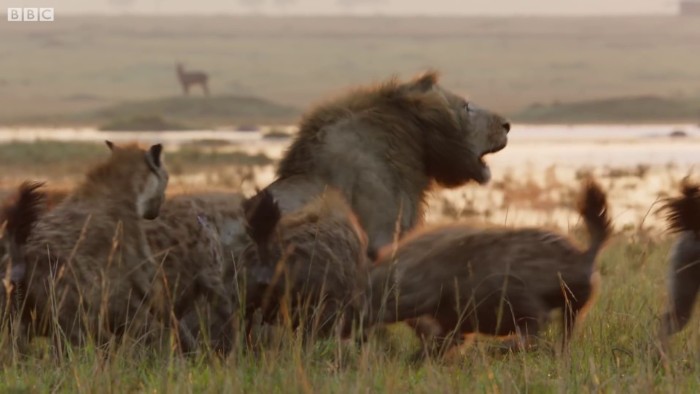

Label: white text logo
[7,8,54,22]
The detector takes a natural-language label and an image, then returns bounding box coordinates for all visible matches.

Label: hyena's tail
[242,188,281,259]
[578,178,612,259]
[662,178,700,234]
[2,181,46,282]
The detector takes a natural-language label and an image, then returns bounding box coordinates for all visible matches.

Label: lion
[266,71,510,258]
[239,187,369,341]
[1,141,176,350]
[364,179,611,356]
[659,178,700,340]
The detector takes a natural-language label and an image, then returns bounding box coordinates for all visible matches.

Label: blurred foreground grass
[2,234,700,392]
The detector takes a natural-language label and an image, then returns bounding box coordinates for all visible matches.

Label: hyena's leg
[202,281,236,354]
[407,316,446,355]
[508,294,548,353]
[561,277,598,352]
[421,303,469,359]
[661,258,700,337]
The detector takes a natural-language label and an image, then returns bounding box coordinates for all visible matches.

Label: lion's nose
[502,122,511,133]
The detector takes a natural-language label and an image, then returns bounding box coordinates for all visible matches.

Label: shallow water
[1,124,699,142]
[0,127,269,146]
[1,124,699,168]
[1,124,698,231]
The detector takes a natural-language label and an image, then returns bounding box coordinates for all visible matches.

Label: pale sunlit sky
[1,0,680,15]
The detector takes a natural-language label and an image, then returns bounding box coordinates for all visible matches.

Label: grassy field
[12,95,300,129]
[516,95,700,124]
[2,259,699,394]
[1,141,699,392]
[1,16,700,125]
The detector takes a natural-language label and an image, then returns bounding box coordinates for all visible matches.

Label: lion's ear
[406,70,440,92]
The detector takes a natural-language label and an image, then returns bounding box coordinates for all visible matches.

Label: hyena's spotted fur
[659,179,700,340]
[144,192,248,352]
[240,188,370,340]
[2,142,173,349]
[2,185,249,353]
[366,179,611,356]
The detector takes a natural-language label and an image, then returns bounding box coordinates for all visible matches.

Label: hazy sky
[3,0,679,15]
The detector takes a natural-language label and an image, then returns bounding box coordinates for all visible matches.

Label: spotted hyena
[1,141,178,351]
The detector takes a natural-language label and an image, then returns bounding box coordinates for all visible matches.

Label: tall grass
[2,232,700,392]
[1,142,698,392]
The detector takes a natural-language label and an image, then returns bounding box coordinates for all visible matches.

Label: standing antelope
[176,63,209,96]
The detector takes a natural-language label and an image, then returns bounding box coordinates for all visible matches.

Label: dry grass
[1,141,700,392]
[1,231,699,392]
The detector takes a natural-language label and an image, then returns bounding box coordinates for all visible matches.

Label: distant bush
[262,128,291,140]
[669,129,688,138]
[236,124,261,132]
[169,147,274,168]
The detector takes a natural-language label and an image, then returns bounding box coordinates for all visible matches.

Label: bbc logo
[7,7,54,22]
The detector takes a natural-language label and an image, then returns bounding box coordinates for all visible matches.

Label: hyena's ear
[147,144,163,168]
[242,189,281,247]
[105,140,115,151]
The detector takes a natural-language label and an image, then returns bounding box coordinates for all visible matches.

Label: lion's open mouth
[476,142,508,184]
[479,142,507,164]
